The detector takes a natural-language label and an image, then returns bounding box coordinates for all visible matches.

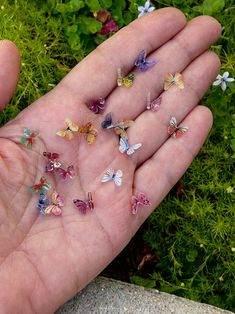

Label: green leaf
[186,249,198,262]
[231,128,235,138]
[130,275,156,288]
[55,0,85,13]
[77,17,102,34]
[100,0,112,8]
[85,0,101,12]
[202,0,225,15]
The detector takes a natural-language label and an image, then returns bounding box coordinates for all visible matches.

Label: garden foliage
[0,0,234,311]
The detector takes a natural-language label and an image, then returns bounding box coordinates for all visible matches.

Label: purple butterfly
[135,50,156,72]
[36,192,50,214]
[73,192,94,214]
[57,165,75,181]
[88,98,106,114]
[101,113,113,129]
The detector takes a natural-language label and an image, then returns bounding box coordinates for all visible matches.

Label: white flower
[213,71,234,91]
[138,0,155,18]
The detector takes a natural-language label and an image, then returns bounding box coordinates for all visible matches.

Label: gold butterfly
[164,73,184,91]
[117,68,134,88]
[56,119,79,140]
[113,120,134,140]
[79,122,97,144]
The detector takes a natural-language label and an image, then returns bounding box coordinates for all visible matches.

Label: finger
[0,40,20,111]
[132,105,212,224]
[126,51,220,165]
[106,16,221,118]
[57,8,186,103]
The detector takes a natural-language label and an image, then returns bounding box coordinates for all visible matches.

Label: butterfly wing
[119,137,129,153]
[114,170,123,186]
[56,128,70,139]
[139,60,156,72]
[164,73,174,90]
[131,196,139,215]
[174,72,184,89]
[65,118,79,132]
[127,143,142,155]
[101,168,114,183]
[57,168,67,180]
[73,199,88,214]
[85,127,97,145]
[150,97,161,112]
[123,73,134,88]
[67,165,75,179]
[134,50,146,67]
[174,126,188,138]
[36,192,50,213]
[87,192,94,210]
[136,192,151,206]
[101,113,113,129]
[168,117,177,135]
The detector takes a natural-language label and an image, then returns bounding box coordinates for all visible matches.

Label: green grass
[0,0,234,311]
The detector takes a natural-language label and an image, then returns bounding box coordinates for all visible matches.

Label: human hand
[0,8,221,313]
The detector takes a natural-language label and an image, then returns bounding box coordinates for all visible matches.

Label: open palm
[0,8,221,313]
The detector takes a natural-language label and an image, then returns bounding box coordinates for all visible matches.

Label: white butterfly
[119,137,142,155]
[101,168,123,186]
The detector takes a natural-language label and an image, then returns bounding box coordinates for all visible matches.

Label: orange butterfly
[168,117,188,138]
[164,73,184,91]
[79,122,97,144]
[56,119,79,140]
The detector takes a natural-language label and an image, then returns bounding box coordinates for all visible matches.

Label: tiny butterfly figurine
[36,192,50,213]
[117,68,134,88]
[101,113,134,140]
[134,50,156,72]
[44,191,64,216]
[56,118,79,140]
[88,98,106,114]
[21,128,39,149]
[146,93,161,112]
[57,165,75,180]
[119,137,142,155]
[43,152,62,172]
[78,122,98,144]
[164,73,184,91]
[131,192,151,215]
[168,117,188,138]
[73,192,94,214]
[30,177,52,193]
[101,168,123,186]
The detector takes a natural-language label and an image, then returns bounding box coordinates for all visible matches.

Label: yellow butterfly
[79,122,98,144]
[56,119,79,140]
[117,68,134,88]
[114,120,134,140]
[164,73,184,91]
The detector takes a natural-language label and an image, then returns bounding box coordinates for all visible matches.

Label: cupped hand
[0,8,221,313]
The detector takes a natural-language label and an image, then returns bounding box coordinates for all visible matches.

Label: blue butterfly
[101,168,123,186]
[119,137,142,155]
[134,50,156,72]
[36,192,50,214]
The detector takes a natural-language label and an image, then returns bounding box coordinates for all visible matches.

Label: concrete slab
[56,276,233,314]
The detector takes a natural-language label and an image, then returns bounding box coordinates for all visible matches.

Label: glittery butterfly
[134,50,156,72]
[73,192,94,214]
[43,152,62,172]
[21,128,39,149]
[57,165,75,180]
[56,119,79,140]
[117,68,134,88]
[119,137,142,155]
[146,93,161,112]
[168,117,188,138]
[101,168,123,186]
[101,113,134,140]
[164,73,184,91]
[78,122,97,144]
[44,191,64,216]
[36,192,50,213]
[131,192,151,215]
[30,177,52,193]
[88,98,106,114]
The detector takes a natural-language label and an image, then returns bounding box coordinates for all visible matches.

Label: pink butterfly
[73,192,94,214]
[131,192,151,215]
[146,93,161,112]
[57,165,75,180]
[44,191,64,216]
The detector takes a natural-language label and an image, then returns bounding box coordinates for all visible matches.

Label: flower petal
[148,6,155,13]
[223,71,229,78]
[226,77,234,82]
[145,0,150,10]
[221,81,227,91]
[212,80,221,86]
[138,6,145,12]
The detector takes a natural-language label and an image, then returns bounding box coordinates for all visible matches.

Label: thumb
[0,40,20,112]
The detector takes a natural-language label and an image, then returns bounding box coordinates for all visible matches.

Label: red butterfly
[30,177,52,193]
[168,117,188,138]
[131,192,151,215]
[73,192,94,214]
[57,165,75,180]
[43,152,62,172]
